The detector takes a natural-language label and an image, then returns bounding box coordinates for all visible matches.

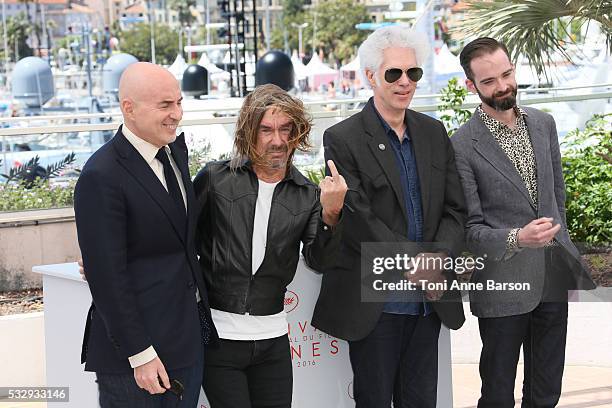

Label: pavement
[452,364,612,408]
[2,364,611,408]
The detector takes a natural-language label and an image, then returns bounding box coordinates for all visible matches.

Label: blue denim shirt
[373,103,430,316]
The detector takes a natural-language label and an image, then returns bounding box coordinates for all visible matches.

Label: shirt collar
[122,124,164,165]
[477,105,527,130]
[371,99,411,142]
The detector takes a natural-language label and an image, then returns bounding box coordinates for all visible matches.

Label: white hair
[358,26,430,86]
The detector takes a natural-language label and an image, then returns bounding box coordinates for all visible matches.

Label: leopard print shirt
[477,105,537,249]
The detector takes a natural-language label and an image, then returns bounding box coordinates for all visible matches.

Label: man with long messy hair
[231,84,312,171]
[194,83,348,408]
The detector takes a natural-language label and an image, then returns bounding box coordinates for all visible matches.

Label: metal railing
[1,83,610,138]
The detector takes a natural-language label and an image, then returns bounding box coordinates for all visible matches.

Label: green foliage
[45,153,77,178]
[6,13,34,62]
[119,23,181,65]
[188,143,212,178]
[268,0,306,52]
[112,20,123,36]
[0,145,215,212]
[54,36,73,52]
[304,167,325,185]
[309,0,368,62]
[589,254,607,269]
[271,12,305,53]
[562,113,612,246]
[438,78,472,137]
[271,0,368,61]
[283,0,305,17]
[456,0,612,81]
[0,180,75,212]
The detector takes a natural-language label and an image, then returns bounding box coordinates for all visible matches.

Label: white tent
[168,54,188,79]
[340,55,360,72]
[222,51,231,64]
[430,45,464,92]
[306,53,337,75]
[291,55,309,81]
[434,44,463,76]
[197,53,223,74]
[197,53,231,81]
[305,53,338,89]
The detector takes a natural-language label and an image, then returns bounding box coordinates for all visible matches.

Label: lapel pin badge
[378,143,386,151]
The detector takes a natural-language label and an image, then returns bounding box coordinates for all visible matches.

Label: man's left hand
[320,160,348,226]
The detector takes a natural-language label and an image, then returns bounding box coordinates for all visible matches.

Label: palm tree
[33,0,43,55]
[168,0,197,28]
[18,0,43,54]
[456,0,611,79]
[7,13,34,61]
[166,0,197,60]
[18,0,33,25]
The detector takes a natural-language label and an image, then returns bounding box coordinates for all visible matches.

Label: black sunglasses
[384,67,423,83]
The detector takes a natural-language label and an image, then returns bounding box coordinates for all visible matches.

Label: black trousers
[96,345,204,408]
[348,312,442,408]
[203,335,292,408]
[477,301,568,408]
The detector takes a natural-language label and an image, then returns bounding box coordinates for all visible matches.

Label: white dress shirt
[122,125,187,210]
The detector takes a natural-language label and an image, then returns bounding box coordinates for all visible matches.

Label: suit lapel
[470,114,535,209]
[405,110,432,223]
[523,113,548,214]
[362,101,408,225]
[112,130,187,246]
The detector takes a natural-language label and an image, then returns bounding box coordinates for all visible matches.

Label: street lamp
[291,22,308,58]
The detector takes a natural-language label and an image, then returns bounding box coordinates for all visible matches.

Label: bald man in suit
[74,63,216,408]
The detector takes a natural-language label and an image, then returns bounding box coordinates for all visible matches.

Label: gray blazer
[451,107,594,318]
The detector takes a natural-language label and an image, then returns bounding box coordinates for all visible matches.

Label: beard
[268,157,287,169]
[476,84,517,112]
[263,146,290,169]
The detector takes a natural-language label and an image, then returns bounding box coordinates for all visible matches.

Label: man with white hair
[312,26,466,407]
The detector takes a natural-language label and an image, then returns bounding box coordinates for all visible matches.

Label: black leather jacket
[193,160,342,315]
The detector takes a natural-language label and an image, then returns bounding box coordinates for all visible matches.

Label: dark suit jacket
[312,99,467,341]
[74,127,216,374]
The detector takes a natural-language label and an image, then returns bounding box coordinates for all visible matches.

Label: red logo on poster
[284,290,299,313]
